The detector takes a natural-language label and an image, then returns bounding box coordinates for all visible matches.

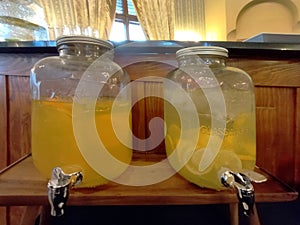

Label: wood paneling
[1,51,300,225]
[295,88,300,190]
[6,76,31,225]
[0,207,7,225]
[131,80,147,155]
[255,87,295,186]
[0,75,7,170]
[144,80,165,154]
[228,59,300,87]
[131,79,165,161]
[7,76,31,164]
[0,53,56,76]
[125,62,173,161]
[8,207,25,225]
[0,75,7,225]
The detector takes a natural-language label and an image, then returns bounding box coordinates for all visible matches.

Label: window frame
[115,0,140,40]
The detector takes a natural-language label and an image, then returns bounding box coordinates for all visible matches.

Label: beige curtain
[36,0,116,40]
[133,0,205,41]
[174,0,206,41]
[132,0,175,40]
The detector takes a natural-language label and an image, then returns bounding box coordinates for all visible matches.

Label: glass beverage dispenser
[164,46,257,191]
[0,0,48,41]
[30,36,132,192]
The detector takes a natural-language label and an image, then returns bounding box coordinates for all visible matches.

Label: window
[109,0,146,42]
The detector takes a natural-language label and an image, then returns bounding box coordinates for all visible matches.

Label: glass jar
[164,46,256,190]
[30,35,132,187]
[0,0,48,41]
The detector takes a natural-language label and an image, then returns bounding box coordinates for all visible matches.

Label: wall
[226,0,300,41]
[204,0,227,41]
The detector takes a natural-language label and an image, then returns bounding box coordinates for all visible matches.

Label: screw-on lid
[176,46,228,58]
[56,35,114,49]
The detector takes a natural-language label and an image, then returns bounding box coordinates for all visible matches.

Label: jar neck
[58,43,110,58]
[177,55,226,68]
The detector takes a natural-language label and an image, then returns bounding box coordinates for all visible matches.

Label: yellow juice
[31,99,132,187]
[164,101,256,190]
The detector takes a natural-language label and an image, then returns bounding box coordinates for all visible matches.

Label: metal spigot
[48,167,83,217]
[221,170,255,216]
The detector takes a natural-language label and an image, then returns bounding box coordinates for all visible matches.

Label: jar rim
[176,46,228,58]
[56,35,114,49]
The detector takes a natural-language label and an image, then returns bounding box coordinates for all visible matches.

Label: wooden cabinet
[0,42,300,225]
[228,58,300,188]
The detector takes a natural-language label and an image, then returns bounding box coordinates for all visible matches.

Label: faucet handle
[221,170,255,216]
[48,167,83,217]
[241,169,267,183]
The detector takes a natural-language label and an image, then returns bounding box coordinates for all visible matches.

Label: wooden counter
[0,154,298,225]
[0,154,297,206]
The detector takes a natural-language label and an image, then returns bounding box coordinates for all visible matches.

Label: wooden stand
[0,155,298,225]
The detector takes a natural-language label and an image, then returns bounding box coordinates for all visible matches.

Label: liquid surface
[31,99,132,187]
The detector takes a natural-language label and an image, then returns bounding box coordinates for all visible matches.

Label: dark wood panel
[0,75,7,170]
[118,54,300,88]
[1,56,299,187]
[131,80,147,157]
[8,76,31,164]
[295,88,300,189]
[7,76,32,225]
[255,87,295,186]
[0,75,7,225]
[144,79,165,154]
[0,53,56,76]
[0,208,6,225]
[0,49,299,225]
[2,52,300,88]
[227,59,300,87]
[122,60,175,81]
[9,206,25,225]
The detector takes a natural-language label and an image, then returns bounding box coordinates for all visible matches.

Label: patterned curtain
[132,0,175,40]
[36,0,116,40]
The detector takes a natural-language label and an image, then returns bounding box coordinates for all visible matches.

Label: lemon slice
[183,149,242,190]
[198,135,223,172]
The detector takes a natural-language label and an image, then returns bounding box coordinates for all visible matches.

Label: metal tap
[48,167,83,217]
[220,170,255,216]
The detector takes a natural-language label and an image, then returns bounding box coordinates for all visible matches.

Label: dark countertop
[1,40,300,58]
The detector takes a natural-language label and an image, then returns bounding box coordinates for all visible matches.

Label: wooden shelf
[0,154,297,207]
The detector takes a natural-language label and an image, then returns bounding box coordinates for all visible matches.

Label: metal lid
[56,35,114,49]
[176,46,228,58]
